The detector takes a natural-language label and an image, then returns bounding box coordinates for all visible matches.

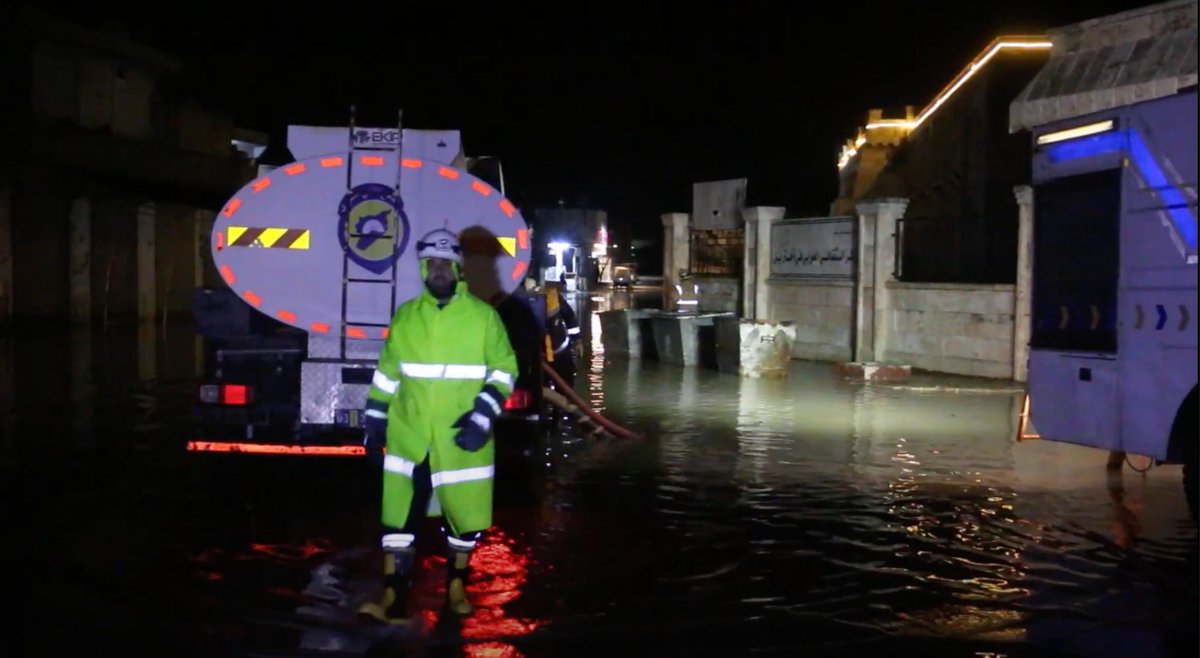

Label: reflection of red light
[405,531,543,643]
[248,539,331,561]
[465,641,525,658]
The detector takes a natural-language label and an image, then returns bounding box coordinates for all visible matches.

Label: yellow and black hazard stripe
[227,226,311,250]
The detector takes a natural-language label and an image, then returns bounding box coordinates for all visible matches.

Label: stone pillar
[0,188,12,324]
[741,206,785,321]
[194,209,214,288]
[69,325,94,447]
[873,199,907,361]
[854,198,907,362]
[0,332,12,446]
[661,212,690,310]
[1013,185,1034,383]
[137,202,156,322]
[138,320,157,382]
[853,204,877,362]
[742,216,757,319]
[69,198,92,325]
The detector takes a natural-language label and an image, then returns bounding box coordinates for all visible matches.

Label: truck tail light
[504,388,532,411]
[200,384,254,405]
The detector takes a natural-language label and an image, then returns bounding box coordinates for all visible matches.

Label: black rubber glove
[452,411,491,452]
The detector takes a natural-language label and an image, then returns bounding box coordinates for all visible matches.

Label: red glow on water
[405,531,543,642]
[248,539,332,561]
[465,641,526,658]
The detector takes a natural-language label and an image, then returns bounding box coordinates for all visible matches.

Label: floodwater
[2,289,1196,657]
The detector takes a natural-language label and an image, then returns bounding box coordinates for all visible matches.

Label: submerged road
[2,289,1195,657]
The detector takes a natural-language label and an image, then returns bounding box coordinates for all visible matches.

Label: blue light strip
[1127,130,1197,250]
[1044,128,1197,251]
[1044,131,1125,163]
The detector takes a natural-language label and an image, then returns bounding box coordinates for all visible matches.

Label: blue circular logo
[337,183,410,275]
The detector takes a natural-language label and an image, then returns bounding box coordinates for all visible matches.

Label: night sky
[42,2,1155,241]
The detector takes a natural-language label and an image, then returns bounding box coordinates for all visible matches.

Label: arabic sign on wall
[770,216,855,279]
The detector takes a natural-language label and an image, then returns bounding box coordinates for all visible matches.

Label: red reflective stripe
[252,178,271,193]
[361,156,384,166]
[347,327,367,339]
[216,231,225,251]
[402,158,423,168]
[187,441,365,456]
[243,290,262,307]
[381,328,390,339]
[438,167,460,179]
[277,310,297,323]
[472,181,492,196]
[511,261,528,281]
[321,157,343,168]
[499,200,515,217]
[285,163,306,175]
[222,199,242,218]
[220,265,236,285]
[311,322,331,333]
[517,228,528,249]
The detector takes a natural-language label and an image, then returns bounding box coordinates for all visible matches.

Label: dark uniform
[545,284,580,391]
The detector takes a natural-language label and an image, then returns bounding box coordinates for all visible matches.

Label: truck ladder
[338,106,405,360]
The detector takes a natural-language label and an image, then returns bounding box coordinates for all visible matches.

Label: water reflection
[584,310,1194,656]
[2,291,1195,657]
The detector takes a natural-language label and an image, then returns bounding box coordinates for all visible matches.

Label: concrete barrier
[598,309,662,359]
[651,312,732,367]
[715,317,797,378]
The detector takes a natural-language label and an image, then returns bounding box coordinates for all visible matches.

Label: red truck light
[504,388,532,410]
[200,384,254,405]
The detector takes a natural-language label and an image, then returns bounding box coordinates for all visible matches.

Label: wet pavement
[2,290,1197,657]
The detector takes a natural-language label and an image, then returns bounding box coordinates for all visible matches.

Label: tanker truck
[188,117,547,457]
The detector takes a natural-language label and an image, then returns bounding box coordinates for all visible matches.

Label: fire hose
[540,361,642,440]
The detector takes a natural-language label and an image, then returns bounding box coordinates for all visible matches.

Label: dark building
[834,37,1053,284]
[0,8,260,323]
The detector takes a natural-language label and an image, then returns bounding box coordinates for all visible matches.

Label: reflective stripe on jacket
[367,278,517,473]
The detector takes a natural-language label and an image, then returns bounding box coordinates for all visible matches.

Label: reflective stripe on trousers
[384,454,495,487]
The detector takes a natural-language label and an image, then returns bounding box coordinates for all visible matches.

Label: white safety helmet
[415,228,463,264]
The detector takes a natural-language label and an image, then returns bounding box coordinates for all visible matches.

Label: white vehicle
[190,112,545,456]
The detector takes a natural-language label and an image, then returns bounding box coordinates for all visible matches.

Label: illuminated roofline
[838,35,1052,169]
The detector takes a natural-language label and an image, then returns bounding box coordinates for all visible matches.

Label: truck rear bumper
[191,407,543,457]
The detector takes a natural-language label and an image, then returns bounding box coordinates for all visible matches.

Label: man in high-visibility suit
[545,281,581,389]
[358,228,518,624]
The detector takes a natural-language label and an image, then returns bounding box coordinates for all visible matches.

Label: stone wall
[765,280,853,361]
[883,282,1017,379]
[683,275,740,314]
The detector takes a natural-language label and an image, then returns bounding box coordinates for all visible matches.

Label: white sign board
[692,178,747,230]
[770,216,855,279]
[286,126,463,164]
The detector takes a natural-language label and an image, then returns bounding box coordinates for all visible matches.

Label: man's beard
[425,278,455,299]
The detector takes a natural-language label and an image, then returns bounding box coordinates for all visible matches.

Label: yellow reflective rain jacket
[367,277,518,535]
